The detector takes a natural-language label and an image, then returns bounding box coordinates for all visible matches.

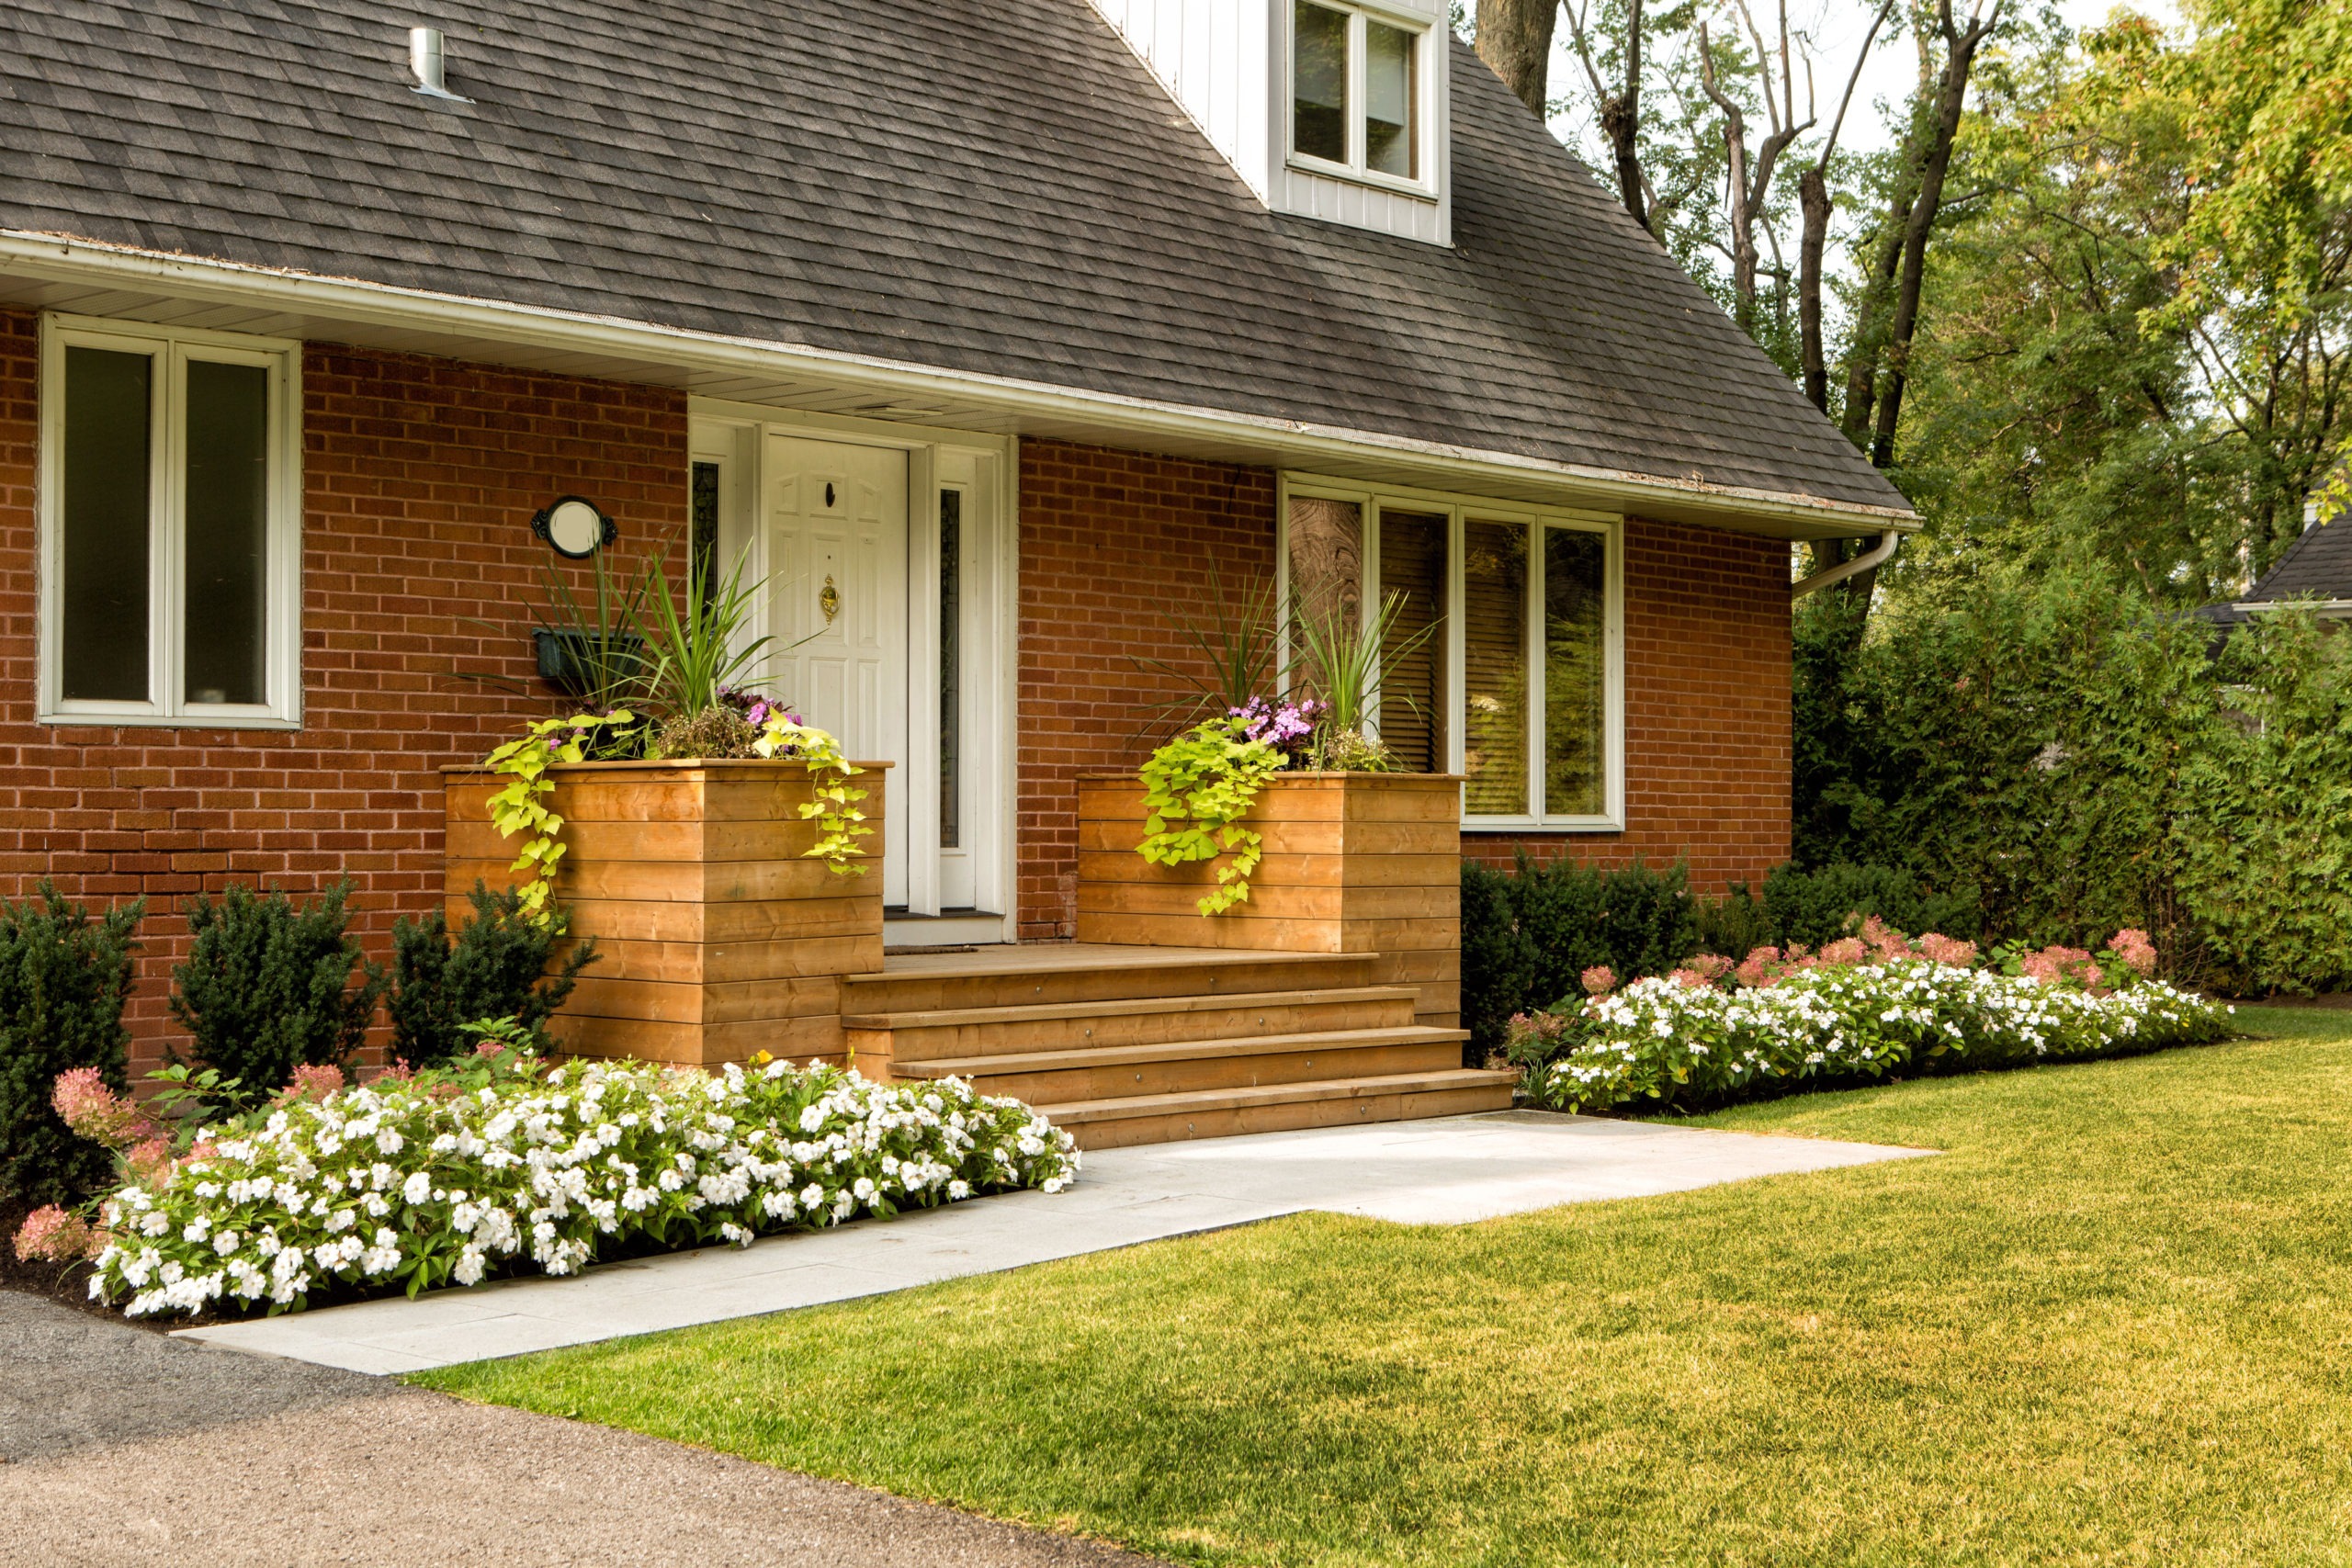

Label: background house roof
[0,0,1910,517]
[2243,519,2352,604]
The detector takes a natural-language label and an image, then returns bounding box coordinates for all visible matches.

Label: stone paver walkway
[0,1291,1160,1568]
[179,1110,1930,1375]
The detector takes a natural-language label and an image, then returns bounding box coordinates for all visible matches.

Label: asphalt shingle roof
[2245,521,2352,602]
[0,0,1911,515]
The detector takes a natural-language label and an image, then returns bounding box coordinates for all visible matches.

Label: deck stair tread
[842,985,1419,1032]
[846,945,1367,984]
[894,1023,1469,1078]
[1037,1067,1519,1125]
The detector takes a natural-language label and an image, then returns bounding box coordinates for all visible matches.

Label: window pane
[183,358,271,705]
[690,459,721,615]
[1364,20,1416,177]
[1544,527,1607,816]
[1286,494,1362,635]
[1376,510,1445,772]
[61,345,153,703]
[1462,521,1529,814]
[939,489,961,851]
[1294,1,1349,163]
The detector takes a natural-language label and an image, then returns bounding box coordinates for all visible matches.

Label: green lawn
[415,1007,2352,1567]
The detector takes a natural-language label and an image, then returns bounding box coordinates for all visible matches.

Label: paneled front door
[763,434,910,907]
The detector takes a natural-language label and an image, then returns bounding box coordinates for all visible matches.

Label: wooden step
[849,986,1420,1057]
[842,946,1377,1013]
[896,1024,1470,1102]
[1040,1067,1520,1151]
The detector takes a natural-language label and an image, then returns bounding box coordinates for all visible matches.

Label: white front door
[763,435,910,907]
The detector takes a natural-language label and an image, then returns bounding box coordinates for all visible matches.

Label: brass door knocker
[820,574,841,624]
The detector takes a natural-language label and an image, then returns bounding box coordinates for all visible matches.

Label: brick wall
[0,311,687,1067]
[1015,439,1278,937]
[0,319,1792,1059]
[1015,444,1793,935]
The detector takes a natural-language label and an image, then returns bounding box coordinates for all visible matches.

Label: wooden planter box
[1075,771,1462,1030]
[443,759,888,1068]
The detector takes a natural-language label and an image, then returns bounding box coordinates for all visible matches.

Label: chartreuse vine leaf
[1136,715,1287,915]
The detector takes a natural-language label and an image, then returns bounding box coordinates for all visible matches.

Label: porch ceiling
[0,250,1910,544]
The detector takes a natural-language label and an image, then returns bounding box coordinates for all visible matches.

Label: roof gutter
[0,229,1919,539]
[2232,598,2352,615]
[1790,529,1899,601]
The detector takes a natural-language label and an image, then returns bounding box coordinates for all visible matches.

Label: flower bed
[48,1050,1077,1320]
[1510,925,2234,1114]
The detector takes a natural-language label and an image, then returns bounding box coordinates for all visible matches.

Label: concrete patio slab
[178,1111,1933,1374]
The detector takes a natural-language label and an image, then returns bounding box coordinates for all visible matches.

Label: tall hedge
[1795,564,2352,992]
[0,884,143,1207]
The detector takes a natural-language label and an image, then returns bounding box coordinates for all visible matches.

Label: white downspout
[1791,531,1900,601]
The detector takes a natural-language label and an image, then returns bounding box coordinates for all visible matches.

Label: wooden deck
[843,942,1514,1149]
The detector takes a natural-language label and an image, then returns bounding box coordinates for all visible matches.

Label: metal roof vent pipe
[409,27,473,103]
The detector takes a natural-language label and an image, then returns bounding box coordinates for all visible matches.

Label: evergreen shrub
[0,883,142,1206]
[169,882,386,1111]
[389,884,599,1068]
[1460,855,1701,1058]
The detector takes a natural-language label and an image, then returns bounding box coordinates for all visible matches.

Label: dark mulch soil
[0,1199,222,1332]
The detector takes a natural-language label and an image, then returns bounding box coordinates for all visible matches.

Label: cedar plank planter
[1075,771,1463,1030]
[444,759,888,1069]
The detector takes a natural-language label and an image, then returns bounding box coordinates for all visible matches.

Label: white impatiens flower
[85,1056,1080,1321]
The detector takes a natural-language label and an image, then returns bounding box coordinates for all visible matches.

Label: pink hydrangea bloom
[1579,964,1618,997]
[1860,916,1916,962]
[1917,931,1980,967]
[2107,928,2158,977]
[51,1067,160,1150]
[125,1137,176,1185]
[1820,937,1870,966]
[14,1204,99,1263]
[1735,946,1783,987]
[288,1064,345,1102]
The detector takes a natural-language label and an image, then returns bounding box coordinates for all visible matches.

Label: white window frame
[1283,0,1438,198]
[38,313,303,729]
[1277,474,1625,833]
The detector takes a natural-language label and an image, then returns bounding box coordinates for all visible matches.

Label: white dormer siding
[1090,0,1452,246]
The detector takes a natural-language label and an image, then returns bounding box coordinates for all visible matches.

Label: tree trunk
[1605,0,1647,229]
[1799,167,1833,413]
[1868,2,1999,471]
[1476,0,1559,116]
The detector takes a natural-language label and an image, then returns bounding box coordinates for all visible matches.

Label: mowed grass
[415,1007,2352,1567]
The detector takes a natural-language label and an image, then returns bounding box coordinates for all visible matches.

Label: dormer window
[1096,0,1451,243]
[1290,1,1425,187]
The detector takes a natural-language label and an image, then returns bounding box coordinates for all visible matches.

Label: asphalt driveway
[0,1290,1160,1567]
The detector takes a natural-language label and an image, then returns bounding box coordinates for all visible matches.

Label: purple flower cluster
[718,686,802,730]
[1229,696,1327,758]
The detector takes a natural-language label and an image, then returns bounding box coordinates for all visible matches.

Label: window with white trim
[40,317,302,727]
[1282,479,1624,829]
[1290,0,1427,186]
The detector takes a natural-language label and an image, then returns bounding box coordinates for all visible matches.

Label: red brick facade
[1015,440,1277,938]
[0,310,686,1066]
[1014,442,1794,938]
[3,318,1792,1063]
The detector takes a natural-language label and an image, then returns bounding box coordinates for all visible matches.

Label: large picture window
[1282,480,1623,829]
[40,317,301,727]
